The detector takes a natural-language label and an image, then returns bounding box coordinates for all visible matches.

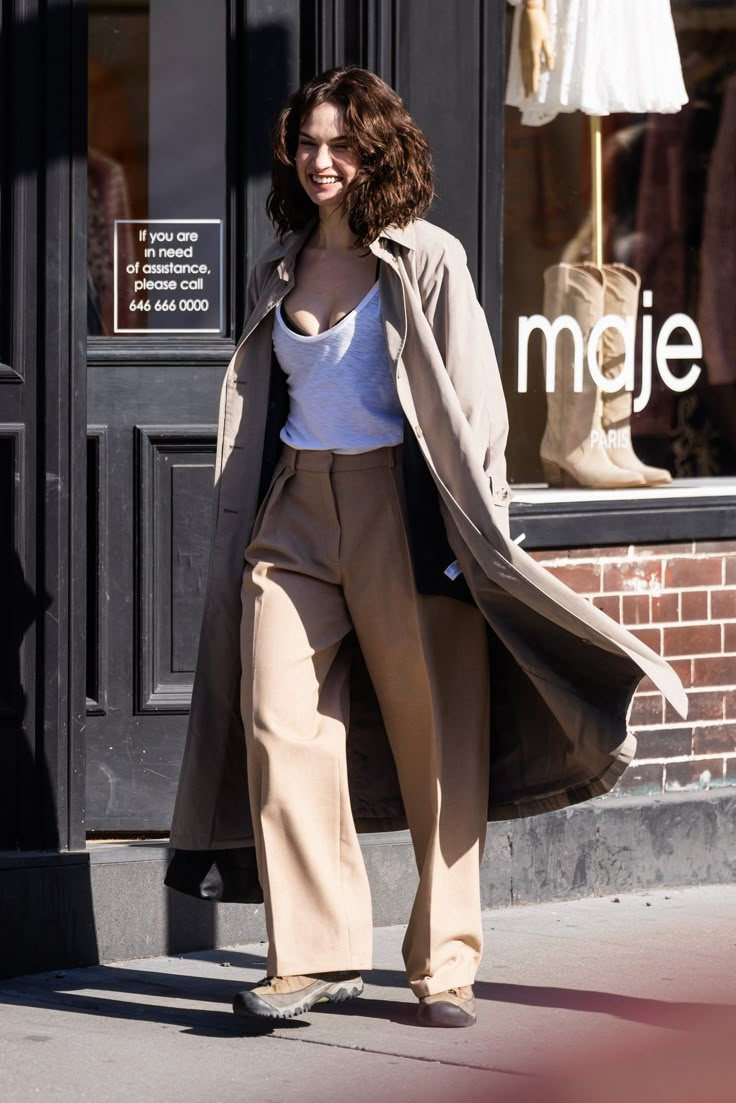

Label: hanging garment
[505,0,688,125]
[698,71,736,386]
[87,149,136,334]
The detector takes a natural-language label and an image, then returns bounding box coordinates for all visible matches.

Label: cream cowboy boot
[600,263,672,486]
[539,263,646,488]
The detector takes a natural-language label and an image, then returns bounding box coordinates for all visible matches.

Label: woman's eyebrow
[298,130,347,140]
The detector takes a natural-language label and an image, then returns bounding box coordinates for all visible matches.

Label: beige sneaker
[232,971,363,1020]
[417,985,476,1028]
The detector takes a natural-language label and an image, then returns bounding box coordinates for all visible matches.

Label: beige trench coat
[169,218,687,863]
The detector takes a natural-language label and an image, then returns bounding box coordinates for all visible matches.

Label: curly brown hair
[267,66,435,247]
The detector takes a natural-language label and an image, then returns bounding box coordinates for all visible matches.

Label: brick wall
[532,540,736,797]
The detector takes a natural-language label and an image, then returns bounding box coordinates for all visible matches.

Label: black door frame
[1,0,87,852]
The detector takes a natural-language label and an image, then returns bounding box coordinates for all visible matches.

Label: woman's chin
[310,194,345,216]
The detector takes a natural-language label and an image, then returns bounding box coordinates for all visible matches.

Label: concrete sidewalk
[1,885,735,1103]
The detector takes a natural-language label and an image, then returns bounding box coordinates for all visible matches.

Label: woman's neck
[311,206,357,252]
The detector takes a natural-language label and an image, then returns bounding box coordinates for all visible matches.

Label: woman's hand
[518,1,555,97]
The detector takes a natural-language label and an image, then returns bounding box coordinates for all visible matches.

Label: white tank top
[272,282,404,454]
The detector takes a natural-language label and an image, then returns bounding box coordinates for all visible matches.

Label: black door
[84,0,299,831]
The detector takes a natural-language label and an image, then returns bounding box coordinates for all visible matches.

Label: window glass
[502,0,736,489]
[88,0,226,336]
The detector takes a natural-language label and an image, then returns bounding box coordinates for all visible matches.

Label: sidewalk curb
[1,790,734,978]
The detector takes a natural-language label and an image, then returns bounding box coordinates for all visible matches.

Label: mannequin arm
[517,0,555,97]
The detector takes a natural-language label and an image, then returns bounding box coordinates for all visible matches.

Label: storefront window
[88,0,226,336]
[502,0,736,490]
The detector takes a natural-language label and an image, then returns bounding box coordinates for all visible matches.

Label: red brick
[692,655,736,687]
[613,762,663,795]
[664,557,723,589]
[663,623,721,658]
[694,541,734,554]
[634,726,692,758]
[531,550,567,563]
[668,689,726,725]
[593,595,621,621]
[680,590,708,622]
[726,689,736,719]
[725,756,736,785]
[651,593,679,624]
[664,758,725,791]
[602,560,662,594]
[621,594,650,625]
[671,658,693,688]
[725,624,736,653]
[726,558,736,585]
[693,723,736,755]
[533,547,625,561]
[546,563,601,594]
[637,542,693,556]
[630,627,662,654]
[711,589,736,621]
[568,546,625,559]
[641,665,693,693]
[629,693,664,726]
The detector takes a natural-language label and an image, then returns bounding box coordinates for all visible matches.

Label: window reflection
[503,0,736,486]
[88,0,226,335]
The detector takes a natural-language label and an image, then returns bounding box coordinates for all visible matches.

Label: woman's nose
[313,144,333,170]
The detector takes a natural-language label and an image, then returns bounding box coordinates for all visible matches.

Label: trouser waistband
[280,443,403,473]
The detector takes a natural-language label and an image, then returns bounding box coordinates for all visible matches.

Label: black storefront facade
[2,0,735,978]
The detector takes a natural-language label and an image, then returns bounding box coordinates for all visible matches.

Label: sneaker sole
[233,979,364,1020]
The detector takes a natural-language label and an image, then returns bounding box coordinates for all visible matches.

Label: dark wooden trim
[86,337,237,364]
[135,425,217,714]
[510,491,736,550]
[67,0,89,849]
[0,422,26,547]
[18,0,89,850]
[85,426,108,717]
[0,425,29,853]
[356,0,396,82]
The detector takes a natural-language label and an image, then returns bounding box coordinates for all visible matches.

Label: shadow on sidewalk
[2,959,734,1038]
[473,981,736,1032]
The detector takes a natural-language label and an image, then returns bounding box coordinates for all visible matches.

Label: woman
[166,67,686,1028]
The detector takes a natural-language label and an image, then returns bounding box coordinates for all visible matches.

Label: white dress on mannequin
[505,0,688,126]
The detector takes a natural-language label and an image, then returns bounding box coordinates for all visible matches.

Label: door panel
[135,425,216,713]
[86,368,219,829]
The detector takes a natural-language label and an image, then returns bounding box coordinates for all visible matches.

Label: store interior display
[537,261,645,488]
[504,0,736,487]
[87,11,148,335]
[598,263,672,485]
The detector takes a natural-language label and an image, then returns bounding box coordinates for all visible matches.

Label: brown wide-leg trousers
[240,444,490,997]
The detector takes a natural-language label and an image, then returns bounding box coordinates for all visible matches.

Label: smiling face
[295,100,361,216]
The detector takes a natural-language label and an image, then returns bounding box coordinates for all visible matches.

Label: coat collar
[271,219,417,280]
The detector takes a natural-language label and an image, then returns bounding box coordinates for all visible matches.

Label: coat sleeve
[242,254,268,331]
[417,238,511,503]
